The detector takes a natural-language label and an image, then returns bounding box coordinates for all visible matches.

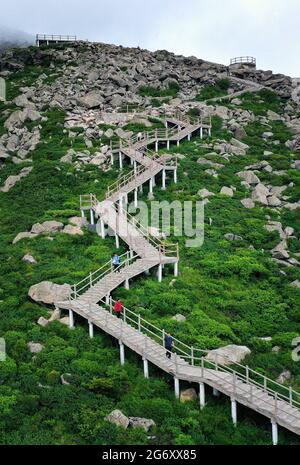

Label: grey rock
[29,281,72,305]
[129,417,156,432]
[22,254,37,264]
[220,186,234,197]
[37,317,49,327]
[27,342,44,353]
[105,410,130,429]
[205,345,251,366]
[180,388,198,403]
[237,171,260,185]
[241,198,255,209]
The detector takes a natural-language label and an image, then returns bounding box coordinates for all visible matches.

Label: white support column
[81,209,85,218]
[124,279,129,290]
[130,157,134,166]
[208,128,212,138]
[134,160,137,175]
[139,184,143,194]
[149,178,153,194]
[89,321,94,338]
[174,169,177,184]
[152,176,156,187]
[130,249,134,259]
[165,121,168,129]
[231,399,237,427]
[134,188,138,207]
[200,127,203,139]
[143,358,149,379]
[162,169,166,190]
[272,421,278,446]
[177,140,180,147]
[90,209,94,225]
[174,262,179,277]
[199,383,205,410]
[188,133,191,141]
[119,151,123,170]
[115,234,120,249]
[174,377,180,399]
[158,264,163,283]
[100,218,105,239]
[111,151,114,165]
[105,294,110,305]
[69,310,74,329]
[167,140,170,151]
[213,388,220,397]
[119,342,125,366]
[155,141,158,152]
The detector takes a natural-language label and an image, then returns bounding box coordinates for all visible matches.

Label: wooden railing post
[191,346,194,366]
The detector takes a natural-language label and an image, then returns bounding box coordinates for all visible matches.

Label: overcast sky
[1,0,299,77]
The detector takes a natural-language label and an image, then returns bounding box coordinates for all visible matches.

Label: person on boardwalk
[165,333,173,359]
[137,131,143,142]
[114,299,123,318]
[112,253,121,271]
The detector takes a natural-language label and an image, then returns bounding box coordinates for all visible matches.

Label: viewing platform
[36,34,78,47]
[229,56,257,70]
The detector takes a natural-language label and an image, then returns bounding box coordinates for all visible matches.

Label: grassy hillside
[0,58,300,445]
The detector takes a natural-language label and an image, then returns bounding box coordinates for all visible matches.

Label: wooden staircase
[56,111,300,444]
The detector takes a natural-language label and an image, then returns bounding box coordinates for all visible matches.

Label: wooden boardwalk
[56,111,300,444]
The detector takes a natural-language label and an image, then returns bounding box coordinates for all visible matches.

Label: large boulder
[28,281,72,305]
[13,231,37,244]
[237,171,260,185]
[220,186,234,197]
[0,167,32,192]
[105,410,130,429]
[198,188,215,199]
[128,417,156,432]
[31,221,64,235]
[241,198,255,209]
[272,241,290,260]
[77,91,104,109]
[172,314,186,323]
[205,345,251,366]
[27,342,44,354]
[252,183,270,206]
[180,388,198,403]
[22,254,37,264]
[62,225,84,236]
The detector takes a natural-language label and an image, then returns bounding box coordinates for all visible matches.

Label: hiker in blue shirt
[165,333,173,359]
[112,253,121,271]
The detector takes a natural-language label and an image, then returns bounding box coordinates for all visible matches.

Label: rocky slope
[0,41,300,445]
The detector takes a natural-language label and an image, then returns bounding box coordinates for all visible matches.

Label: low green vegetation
[195,78,231,101]
[0,58,300,445]
[139,81,180,98]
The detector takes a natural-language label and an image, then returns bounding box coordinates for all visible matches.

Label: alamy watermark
[292,337,300,362]
[0,338,6,361]
[95,199,205,248]
[0,77,6,102]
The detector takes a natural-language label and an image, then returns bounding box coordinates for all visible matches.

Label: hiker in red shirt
[114,299,123,318]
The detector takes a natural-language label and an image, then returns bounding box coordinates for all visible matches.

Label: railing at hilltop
[230,56,256,66]
[36,34,77,46]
